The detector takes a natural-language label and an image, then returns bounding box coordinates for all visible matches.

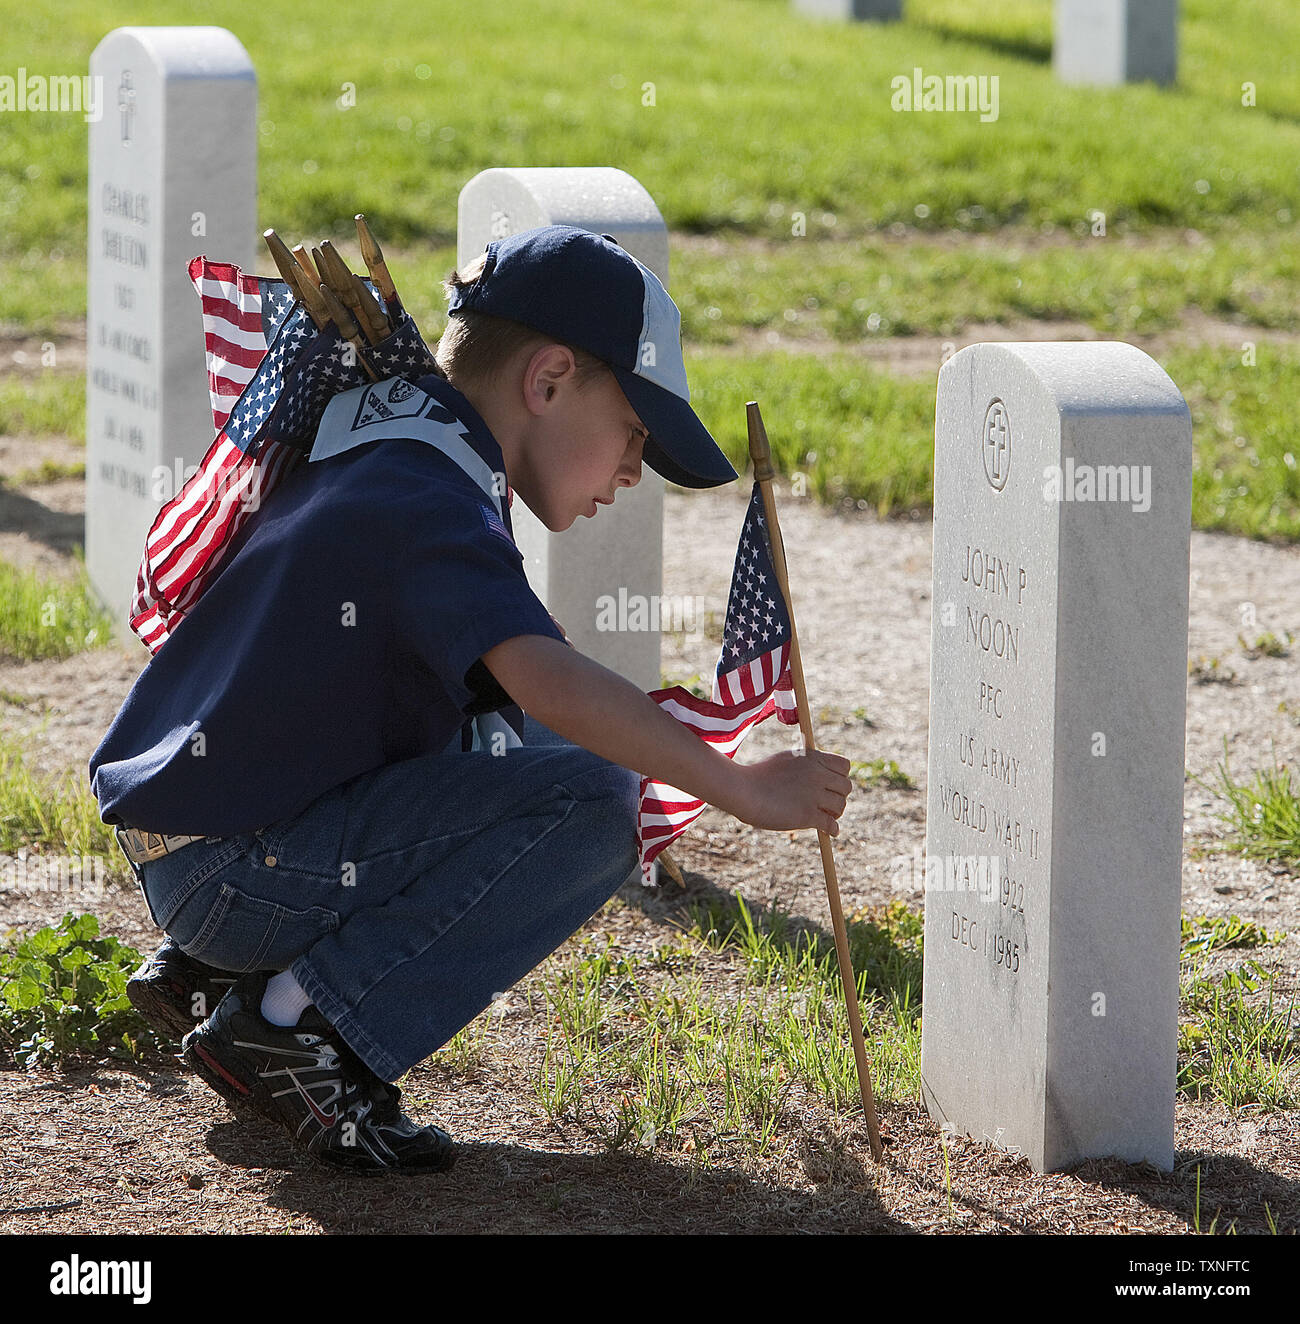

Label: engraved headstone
[1054,0,1178,86]
[86,27,257,639]
[920,342,1192,1174]
[457,166,669,695]
[793,0,902,20]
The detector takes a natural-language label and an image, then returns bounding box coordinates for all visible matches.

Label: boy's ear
[522,343,578,414]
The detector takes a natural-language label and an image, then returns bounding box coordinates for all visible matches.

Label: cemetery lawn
[4,0,1300,537]
[1,0,1299,1233]
[6,0,1300,259]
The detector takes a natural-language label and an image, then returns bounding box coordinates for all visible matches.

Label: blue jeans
[131,717,641,1081]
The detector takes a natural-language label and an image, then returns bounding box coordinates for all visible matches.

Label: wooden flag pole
[746,401,884,1163]
[263,229,330,330]
[355,213,406,322]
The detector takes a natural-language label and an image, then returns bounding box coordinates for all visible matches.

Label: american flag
[636,483,799,883]
[128,257,435,653]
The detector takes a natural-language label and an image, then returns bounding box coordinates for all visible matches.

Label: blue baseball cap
[447,225,738,489]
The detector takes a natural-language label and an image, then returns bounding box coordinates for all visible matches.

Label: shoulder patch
[479,503,516,548]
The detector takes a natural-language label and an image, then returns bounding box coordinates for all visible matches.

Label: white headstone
[457,166,668,695]
[920,342,1191,1174]
[794,0,903,19]
[86,27,257,640]
[1054,0,1178,86]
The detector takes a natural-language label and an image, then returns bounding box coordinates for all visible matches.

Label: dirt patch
[0,325,85,378]
[670,226,1234,255]
[701,311,1300,379]
[0,477,90,584]
[0,436,85,481]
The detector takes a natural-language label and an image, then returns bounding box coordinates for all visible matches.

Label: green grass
[849,758,916,790]
[1179,966,1296,1109]
[690,351,938,515]
[1163,343,1300,542]
[3,2,1299,542]
[1178,915,1295,1110]
[916,0,1300,121]
[0,719,118,864]
[1180,913,1285,959]
[0,374,85,442]
[0,738,115,861]
[0,250,86,339]
[1202,740,1300,868]
[319,222,1300,351]
[685,343,1300,541]
[507,895,924,1159]
[0,459,86,486]
[0,554,114,662]
[670,227,1300,345]
[3,0,1300,331]
[1239,630,1294,660]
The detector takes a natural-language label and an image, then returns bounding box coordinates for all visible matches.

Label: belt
[114,825,215,866]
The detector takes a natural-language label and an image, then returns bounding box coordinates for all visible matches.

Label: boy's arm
[478,633,852,835]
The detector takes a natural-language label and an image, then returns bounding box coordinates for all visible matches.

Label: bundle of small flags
[128,258,436,654]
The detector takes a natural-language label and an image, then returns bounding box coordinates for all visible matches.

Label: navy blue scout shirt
[88,374,566,837]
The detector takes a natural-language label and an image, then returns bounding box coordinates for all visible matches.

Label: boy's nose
[620,435,645,486]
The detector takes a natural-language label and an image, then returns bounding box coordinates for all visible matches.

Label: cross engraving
[118,70,135,145]
[982,399,1011,490]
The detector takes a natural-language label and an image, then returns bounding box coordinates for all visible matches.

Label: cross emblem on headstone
[118,70,135,144]
[981,399,1011,490]
[986,405,1008,478]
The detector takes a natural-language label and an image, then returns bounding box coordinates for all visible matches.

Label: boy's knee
[561,758,641,826]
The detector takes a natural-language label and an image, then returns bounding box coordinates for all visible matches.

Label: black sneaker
[180,970,456,1174]
[126,938,239,1040]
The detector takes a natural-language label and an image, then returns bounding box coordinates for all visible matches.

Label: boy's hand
[723,748,853,836]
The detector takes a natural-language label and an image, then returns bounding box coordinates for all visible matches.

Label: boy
[90,225,852,1173]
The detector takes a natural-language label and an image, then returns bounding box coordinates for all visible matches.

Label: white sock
[260,970,313,1026]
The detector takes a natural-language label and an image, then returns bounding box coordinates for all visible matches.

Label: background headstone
[1054,0,1178,86]
[920,341,1192,1174]
[793,0,903,20]
[86,26,257,641]
[458,166,669,696]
